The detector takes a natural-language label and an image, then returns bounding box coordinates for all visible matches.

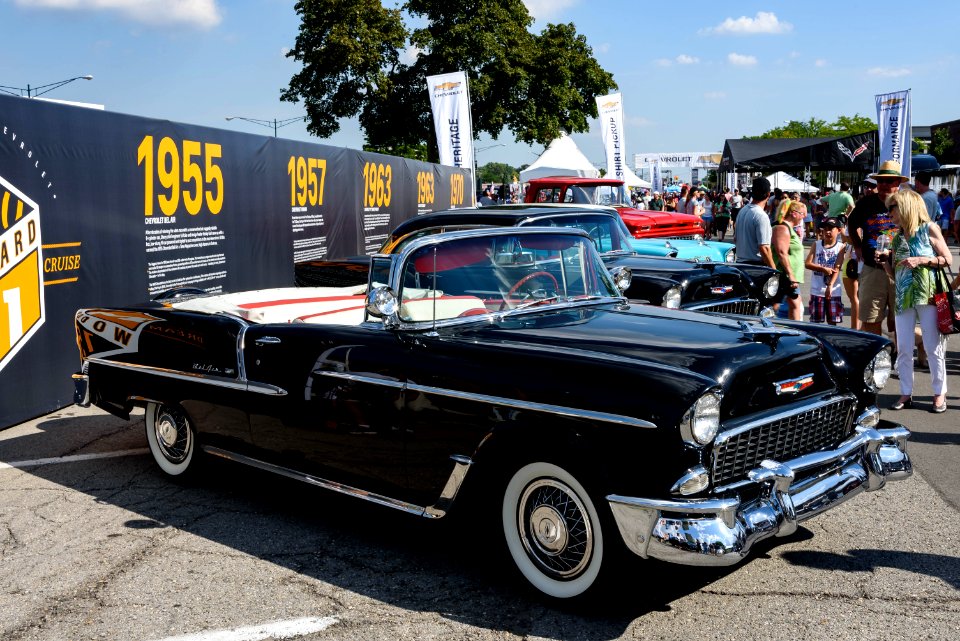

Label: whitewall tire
[502,461,604,599]
[145,402,196,477]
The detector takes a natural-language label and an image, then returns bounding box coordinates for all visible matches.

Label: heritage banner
[596,93,626,182]
[426,72,474,174]
[876,89,911,177]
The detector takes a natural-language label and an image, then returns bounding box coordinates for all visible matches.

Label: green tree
[932,128,953,158]
[750,114,875,139]
[477,162,517,185]
[282,0,616,161]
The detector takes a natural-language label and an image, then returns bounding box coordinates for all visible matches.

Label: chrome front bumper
[607,420,911,566]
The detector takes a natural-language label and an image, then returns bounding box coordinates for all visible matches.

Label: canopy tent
[719,132,877,172]
[622,165,652,189]
[519,133,600,182]
[765,171,818,193]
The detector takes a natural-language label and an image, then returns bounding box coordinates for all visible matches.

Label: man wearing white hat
[847,160,907,336]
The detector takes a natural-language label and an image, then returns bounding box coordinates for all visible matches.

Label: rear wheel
[502,462,604,599]
[145,402,197,477]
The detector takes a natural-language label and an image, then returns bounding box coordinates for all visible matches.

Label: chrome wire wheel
[518,479,593,580]
[145,402,195,476]
[502,462,604,599]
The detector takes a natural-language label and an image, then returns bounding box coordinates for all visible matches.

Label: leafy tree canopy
[749,114,876,139]
[282,0,616,161]
[477,162,517,185]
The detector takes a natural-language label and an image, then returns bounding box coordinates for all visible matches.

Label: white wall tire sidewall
[145,402,194,476]
[502,461,604,599]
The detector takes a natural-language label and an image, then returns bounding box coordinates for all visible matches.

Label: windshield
[568,185,630,207]
[524,214,635,254]
[396,232,621,323]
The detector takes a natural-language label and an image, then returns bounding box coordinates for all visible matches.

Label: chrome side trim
[85,357,287,396]
[202,446,473,520]
[316,370,657,429]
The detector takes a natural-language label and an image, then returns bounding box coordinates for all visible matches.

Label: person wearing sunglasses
[847,161,906,337]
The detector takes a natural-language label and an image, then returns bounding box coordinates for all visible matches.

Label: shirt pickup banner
[596,93,626,182]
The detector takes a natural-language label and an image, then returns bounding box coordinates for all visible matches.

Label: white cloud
[704,91,726,100]
[814,59,828,67]
[868,66,911,78]
[399,45,422,66]
[788,51,801,59]
[626,116,653,127]
[523,0,578,22]
[728,53,758,66]
[676,54,700,65]
[655,58,673,67]
[703,11,792,35]
[14,0,222,29]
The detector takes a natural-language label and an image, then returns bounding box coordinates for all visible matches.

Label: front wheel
[502,462,605,599]
[145,402,197,477]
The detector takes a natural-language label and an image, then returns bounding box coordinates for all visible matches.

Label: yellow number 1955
[137,135,223,216]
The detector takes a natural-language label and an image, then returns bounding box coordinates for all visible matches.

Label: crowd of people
[732,165,958,413]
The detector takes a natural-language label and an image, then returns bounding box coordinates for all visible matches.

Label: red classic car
[523,176,705,239]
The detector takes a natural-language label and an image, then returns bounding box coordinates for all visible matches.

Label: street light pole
[0,75,93,98]
[225,115,304,137]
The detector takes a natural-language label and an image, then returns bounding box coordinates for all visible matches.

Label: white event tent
[765,171,817,193]
[519,133,599,182]
[622,165,652,189]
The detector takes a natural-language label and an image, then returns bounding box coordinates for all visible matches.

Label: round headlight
[864,348,892,391]
[683,391,722,446]
[611,266,632,293]
[763,274,780,298]
[662,285,682,309]
[724,248,736,262]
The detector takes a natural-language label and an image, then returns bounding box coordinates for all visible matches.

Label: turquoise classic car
[632,237,736,262]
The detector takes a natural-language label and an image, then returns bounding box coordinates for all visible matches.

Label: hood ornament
[736,318,802,342]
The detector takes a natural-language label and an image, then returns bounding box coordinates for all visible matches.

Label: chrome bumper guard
[607,420,911,566]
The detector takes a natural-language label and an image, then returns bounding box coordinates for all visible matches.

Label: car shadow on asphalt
[780,549,960,591]
[5,412,760,637]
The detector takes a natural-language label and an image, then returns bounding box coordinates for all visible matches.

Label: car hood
[447,303,836,417]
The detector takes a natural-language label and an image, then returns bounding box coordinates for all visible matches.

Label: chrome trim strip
[85,357,287,396]
[202,446,472,520]
[316,370,656,429]
[685,297,758,312]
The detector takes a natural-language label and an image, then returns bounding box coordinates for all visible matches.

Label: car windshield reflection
[396,232,621,323]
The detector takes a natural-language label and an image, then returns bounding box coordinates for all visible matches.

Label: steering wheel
[500,271,559,310]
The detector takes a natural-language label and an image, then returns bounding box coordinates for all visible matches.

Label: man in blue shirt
[734,177,775,268]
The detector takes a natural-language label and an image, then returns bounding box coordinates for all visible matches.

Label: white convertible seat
[400,294,488,321]
[172,286,369,325]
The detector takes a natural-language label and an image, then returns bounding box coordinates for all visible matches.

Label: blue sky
[2,0,957,170]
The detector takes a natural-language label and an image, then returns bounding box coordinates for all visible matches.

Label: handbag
[933,267,960,335]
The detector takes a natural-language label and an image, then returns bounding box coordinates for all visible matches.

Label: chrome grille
[711,396,856,486]
[688,298,759,315]
[664,234,699,240]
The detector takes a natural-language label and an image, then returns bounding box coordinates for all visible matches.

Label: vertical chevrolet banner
[596,93,626,181]
[651,160,662,193]
[426,71,475,200]
[876,89,911,177]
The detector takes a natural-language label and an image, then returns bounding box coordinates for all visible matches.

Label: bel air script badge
[774,374,815,395]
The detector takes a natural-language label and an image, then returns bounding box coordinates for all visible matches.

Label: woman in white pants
[876,189,953,413]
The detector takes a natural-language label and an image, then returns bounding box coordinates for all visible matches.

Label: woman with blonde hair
[876,189,953,412]
[772,200,807,320]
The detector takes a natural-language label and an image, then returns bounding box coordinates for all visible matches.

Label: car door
[242,323,409,500]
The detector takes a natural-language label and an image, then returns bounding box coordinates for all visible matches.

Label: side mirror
[610,266,632,293]
[365,286,400,327]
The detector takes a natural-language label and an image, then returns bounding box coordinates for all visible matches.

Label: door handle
[254,336,281,346]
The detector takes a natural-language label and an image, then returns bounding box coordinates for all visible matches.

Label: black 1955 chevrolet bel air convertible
[74,227,911,600]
